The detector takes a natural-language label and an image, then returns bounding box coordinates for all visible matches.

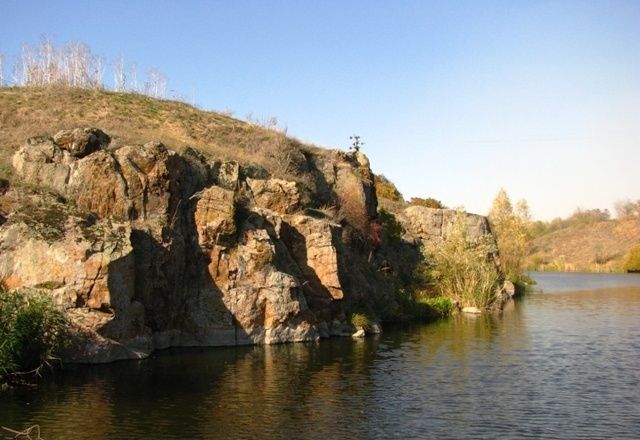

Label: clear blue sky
[1,0,639,220]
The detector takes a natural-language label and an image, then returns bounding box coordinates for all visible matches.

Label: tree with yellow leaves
[488,189,531,284]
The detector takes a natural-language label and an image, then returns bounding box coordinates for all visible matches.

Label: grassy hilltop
[0,86,325,183]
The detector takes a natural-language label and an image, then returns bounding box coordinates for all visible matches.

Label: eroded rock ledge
[1,128,380,362]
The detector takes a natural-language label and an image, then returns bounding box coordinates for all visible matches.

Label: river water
[2,272,640,439]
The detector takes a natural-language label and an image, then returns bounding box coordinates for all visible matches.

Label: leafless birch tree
[144,68,167,98]
[113,56,126,91]
[10,38,169,98]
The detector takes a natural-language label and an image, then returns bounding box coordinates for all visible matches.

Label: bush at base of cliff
[413,296,453,320]
[623,245,640,272]
[428,211,501,309]
[350,312,372,331]
[392,286,453,321]
[417,296,453,319]
[0,289,66,381]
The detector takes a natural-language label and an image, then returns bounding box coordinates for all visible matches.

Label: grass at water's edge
[0,289,66,387]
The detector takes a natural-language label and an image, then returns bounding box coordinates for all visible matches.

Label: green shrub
[350,312,371,331]
[507,273,536,294]
[428,210,501,309]
[414,296,453,320]
[394,288,453,321]
[0,289,66,380]
[623,245,640,272]
[374,175,403,202]
[378,208,404,244]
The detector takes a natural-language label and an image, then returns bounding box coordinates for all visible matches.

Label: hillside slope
[526,217,640,272]
[0,87,325,183]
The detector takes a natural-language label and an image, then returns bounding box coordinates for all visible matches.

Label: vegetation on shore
[375,206,501,316]
[623,245,640,273]
[488,189,533,291]
[428,210,501,309]
[374,187,521,313]
[0,288,66,385]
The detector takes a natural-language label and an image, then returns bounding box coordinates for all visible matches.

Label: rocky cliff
[1,128,381,362]
[0,127,498,363]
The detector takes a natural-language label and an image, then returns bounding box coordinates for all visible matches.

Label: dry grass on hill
[0,87,329,182]
[527,217,640,272]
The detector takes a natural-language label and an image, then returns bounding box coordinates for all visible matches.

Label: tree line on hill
[0,37,169,98]
[528,199,640,239]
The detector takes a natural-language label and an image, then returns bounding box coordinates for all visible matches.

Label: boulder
[283,214,344,300]
[194,185,236,247]
[215,160,240,190]
[0,215,134,313]
[308,150,377,229]
[12,138,70,191]
[334,158,377,229]
[13,137,193,222]
[247,177,301,214]
[400,206,493,244]
[208,223,318,344]
[53,127,111,158]
[502,280,516,298]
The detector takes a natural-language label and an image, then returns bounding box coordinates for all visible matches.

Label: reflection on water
[530,271,640,293]
[2,273,640,439]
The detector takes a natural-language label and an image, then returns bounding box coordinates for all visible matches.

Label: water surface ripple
[2,273,640,439]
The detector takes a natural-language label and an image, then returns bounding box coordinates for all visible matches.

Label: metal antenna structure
[349,135,364,152]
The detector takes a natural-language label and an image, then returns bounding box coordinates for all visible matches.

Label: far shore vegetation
[526,199,640,273]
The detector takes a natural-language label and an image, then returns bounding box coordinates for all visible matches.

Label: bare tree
[67,41,90,87]
[0,53,4,86]
[38,36,57,85]
[113,56,126,92]
[10,38,170,98]
[615,199,640,218]
[17,43,37,86]
[144,68,167,98]
[129,62,138,92]
[92,54,105,88]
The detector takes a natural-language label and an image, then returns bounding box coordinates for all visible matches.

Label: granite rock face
[1,128,380,362]
[399,205,493,245]
[1,128,504,362]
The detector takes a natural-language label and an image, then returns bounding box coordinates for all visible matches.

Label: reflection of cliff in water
[4,281,639,439]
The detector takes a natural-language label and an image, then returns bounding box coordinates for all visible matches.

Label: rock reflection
[2,277,640,439]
